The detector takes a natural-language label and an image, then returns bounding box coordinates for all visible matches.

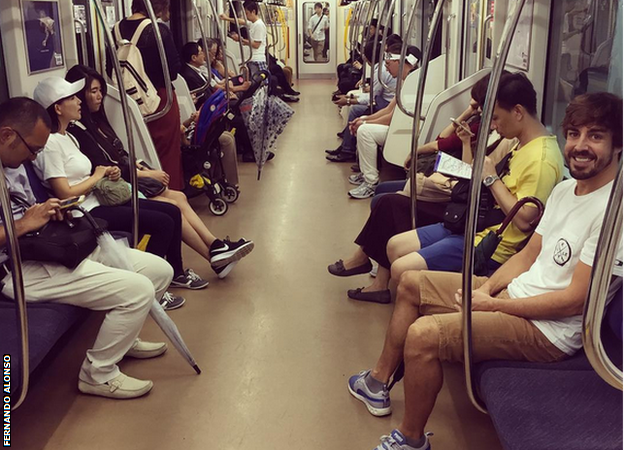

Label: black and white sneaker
[170,269,210,290]
[209,237,254,270]
[159,292,186,311]
[212,260,239,279]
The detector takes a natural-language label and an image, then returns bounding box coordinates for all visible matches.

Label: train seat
[0,299,88,396]
[476,288,623,450]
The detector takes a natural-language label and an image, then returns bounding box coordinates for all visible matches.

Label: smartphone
[450,117,475,137]
[59,195,86,210]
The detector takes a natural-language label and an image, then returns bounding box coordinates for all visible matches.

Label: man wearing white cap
[0,91,173,400]
[348,43,419,199]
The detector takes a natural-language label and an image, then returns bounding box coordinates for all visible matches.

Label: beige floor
[12,79,503,450]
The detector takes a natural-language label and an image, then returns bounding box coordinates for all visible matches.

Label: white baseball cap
[33,77,86,109]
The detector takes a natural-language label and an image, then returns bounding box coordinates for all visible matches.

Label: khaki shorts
[414,271,568,364]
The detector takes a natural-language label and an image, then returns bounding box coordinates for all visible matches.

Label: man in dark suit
[180,42,209,105]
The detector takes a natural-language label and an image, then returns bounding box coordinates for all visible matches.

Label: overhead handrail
[461,0,527,415]
[394,0,421,117]
[0,170,29,410]
[377,0,397,90]
[478,14,494,71]
[189,0,212,97]
[74,18,89,66]
[406,0,444,229]
[141,0,173,124]
[93,0,139,247]
[582,162,623,391]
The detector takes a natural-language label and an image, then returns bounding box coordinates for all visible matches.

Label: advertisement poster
[21,0,65,74]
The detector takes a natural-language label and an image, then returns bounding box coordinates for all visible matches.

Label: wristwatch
[483,175,499,187]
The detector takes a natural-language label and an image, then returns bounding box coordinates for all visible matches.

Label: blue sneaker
[374,429,433,450]
[347,370,391,416]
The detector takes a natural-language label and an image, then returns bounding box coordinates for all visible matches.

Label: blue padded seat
[476,291,623,450]
[0,299,88,395]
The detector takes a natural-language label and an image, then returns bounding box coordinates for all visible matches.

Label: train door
[297,0,337,78]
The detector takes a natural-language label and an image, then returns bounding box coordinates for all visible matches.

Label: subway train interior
[0,0,622,449]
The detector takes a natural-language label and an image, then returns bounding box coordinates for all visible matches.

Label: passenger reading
[434,152,472,180]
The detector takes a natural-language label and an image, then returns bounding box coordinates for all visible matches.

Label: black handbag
[12,196,107,269]
[442,152,512,234]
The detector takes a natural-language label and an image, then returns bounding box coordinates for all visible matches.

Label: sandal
[328,259,373,277]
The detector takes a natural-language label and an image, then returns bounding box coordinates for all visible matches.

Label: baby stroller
[182,88,236,216]
[181,72,268,216]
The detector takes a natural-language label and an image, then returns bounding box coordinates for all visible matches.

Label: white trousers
[356,123,389,184]
[2,248,173,384]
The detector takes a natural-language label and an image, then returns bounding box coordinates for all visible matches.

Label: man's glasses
[11,129,44,156]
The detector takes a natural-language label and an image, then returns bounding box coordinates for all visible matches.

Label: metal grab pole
[407,0,445,229]
[582,162,623,391]
[361,0,379,91]
[444,12,455,89]
[478,14,494,70]
[377,0,397,90]
[93,0,139,247]
[207,0,231,101]
[74,18,89,66]
[142,0,173,124]
[394,0,421,117]
[190,0,212,97]
[0,170,29,410]
[368,0,385,113]
[461,0,527,414]
[229,0,251,76]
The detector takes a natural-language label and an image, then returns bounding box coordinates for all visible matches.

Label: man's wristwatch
[483,175,500,187]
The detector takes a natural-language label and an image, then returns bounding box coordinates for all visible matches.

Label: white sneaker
[348,172,365,185]
[349,181,377,199]
[125,338,167,359]
[78,373,153,399]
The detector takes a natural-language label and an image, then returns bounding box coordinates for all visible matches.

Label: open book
[434,152,472,180]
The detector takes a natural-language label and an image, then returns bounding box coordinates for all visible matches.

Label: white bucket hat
[33,77,86,109]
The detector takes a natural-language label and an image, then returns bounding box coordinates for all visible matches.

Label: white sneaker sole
[210,241,255,268]
[216,261,239,279]
[348,382,392,417]
[125,344,168,359]
[78,380,153,399]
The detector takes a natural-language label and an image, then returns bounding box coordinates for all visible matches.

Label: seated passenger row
[327,40,622,450]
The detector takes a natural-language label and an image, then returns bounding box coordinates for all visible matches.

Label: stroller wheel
[209,198,228,216]
[223,185,240,203]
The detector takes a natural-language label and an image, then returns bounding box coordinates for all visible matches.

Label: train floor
[13,79,504,450]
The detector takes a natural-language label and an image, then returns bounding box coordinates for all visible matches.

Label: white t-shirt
[32,132,101,211]
[308,14,329,41]
[507,179,622,355]
[248,19,267,62]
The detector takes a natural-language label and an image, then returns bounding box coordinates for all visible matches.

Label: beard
[566,150,614,180]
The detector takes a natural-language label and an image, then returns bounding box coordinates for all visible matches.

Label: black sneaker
[159,292,186,311]
[325,145,343,156]
[326,152,356,162]
[209,238,255,269]
[170,269,209,290]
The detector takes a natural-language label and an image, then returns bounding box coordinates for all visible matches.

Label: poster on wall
[21,0,65,74]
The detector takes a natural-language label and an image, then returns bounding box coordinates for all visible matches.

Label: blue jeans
[370,180,406,210]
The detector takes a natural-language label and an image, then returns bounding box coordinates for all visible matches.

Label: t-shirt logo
[553,238,572,266]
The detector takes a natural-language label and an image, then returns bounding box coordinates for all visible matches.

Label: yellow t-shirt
[474,135,564,264]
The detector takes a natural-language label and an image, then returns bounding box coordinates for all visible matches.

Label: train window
[543,0,622,148]
[302,2,330,64]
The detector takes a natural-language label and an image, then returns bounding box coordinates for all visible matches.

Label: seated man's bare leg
[391,253,428,281]
[387,230,422,264]
[371,271,427,383]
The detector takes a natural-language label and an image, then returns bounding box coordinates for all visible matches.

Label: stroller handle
[231,70,271,107]
[495,196,545,237]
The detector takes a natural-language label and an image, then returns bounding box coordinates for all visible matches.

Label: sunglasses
[12,129,45,156]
